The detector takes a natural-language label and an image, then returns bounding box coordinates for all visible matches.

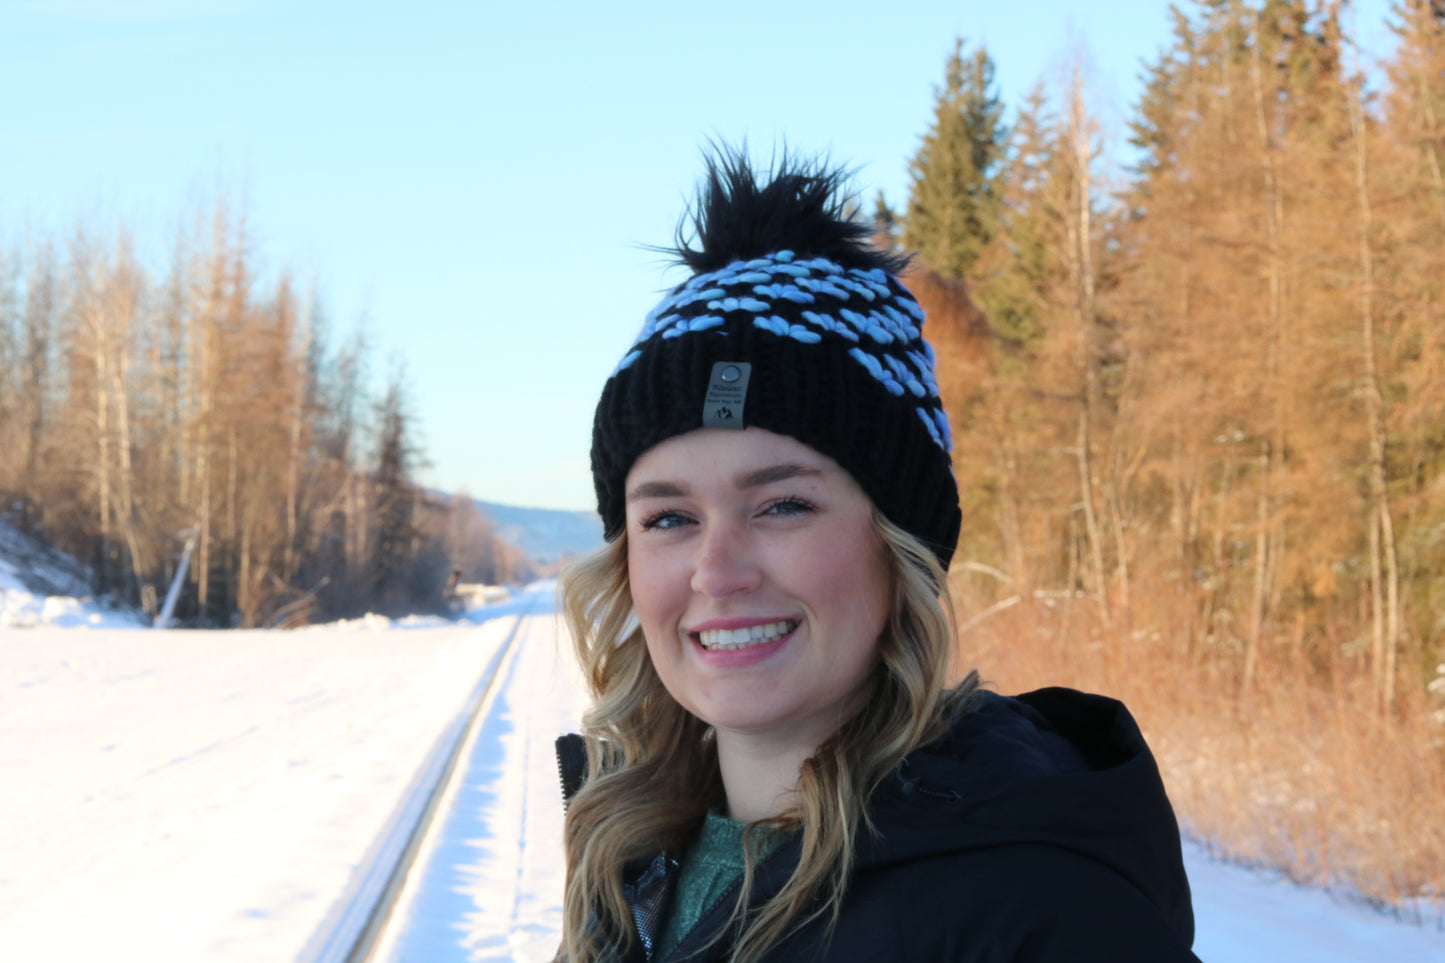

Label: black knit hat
[591,150,961,570]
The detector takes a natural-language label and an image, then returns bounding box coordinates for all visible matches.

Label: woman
[556,149,1200,963]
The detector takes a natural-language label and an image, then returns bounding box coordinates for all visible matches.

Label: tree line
[0,200,523,627]
[892,0,1445,719]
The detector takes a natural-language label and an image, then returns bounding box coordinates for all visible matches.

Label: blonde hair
[556,509,979,963]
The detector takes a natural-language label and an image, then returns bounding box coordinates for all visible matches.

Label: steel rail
[300,602,535,963]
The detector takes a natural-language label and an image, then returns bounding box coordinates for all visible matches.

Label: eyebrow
[736,463,822,488]
[626,480,686,501]
[625,463,823,502]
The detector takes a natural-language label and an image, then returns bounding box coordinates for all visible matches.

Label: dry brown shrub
[953,577,1445,919]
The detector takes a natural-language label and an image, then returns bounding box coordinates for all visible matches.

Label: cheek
[799,524,892,648]
[627,542,683,639]
[627,547,693,704]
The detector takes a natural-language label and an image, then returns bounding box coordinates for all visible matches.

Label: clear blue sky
[0,0,1396,511]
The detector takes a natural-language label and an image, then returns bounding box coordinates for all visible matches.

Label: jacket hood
[857,687,1195,946]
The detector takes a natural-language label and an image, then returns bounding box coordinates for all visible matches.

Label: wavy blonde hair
[556,508,979,963]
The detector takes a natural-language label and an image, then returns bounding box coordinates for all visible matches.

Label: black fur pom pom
[668,145,910,276]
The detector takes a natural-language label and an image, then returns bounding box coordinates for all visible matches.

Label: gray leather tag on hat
[702,362,751,429]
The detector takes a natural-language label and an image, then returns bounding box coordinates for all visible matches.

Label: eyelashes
[639,509,691,532]
[635,496,818,533]
[761,496,816,517]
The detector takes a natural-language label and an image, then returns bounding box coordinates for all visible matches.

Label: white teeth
[697,620,796,651]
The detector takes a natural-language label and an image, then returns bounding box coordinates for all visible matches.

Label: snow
[0,518,144,628]
[1186,843,1445,961]
[0,597,535,961]
[370,589,583,963]
[1,576,1442,961]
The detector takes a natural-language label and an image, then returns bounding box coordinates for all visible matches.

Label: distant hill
[475,500,604,566]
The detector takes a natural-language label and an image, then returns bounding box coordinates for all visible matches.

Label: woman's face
[624,427,891,753]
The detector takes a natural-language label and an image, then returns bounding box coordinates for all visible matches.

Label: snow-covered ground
[369,591,583,963]
[2,578,1443,961]
[0,592,541,961]
[0,519,144,628]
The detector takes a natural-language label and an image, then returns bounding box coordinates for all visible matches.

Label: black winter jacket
[556,687,1202,963]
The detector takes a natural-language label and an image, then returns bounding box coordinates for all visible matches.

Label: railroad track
[301,600,537,963]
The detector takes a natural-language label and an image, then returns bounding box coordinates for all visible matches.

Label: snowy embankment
[1,579,1442,960]
[0,519,144,628]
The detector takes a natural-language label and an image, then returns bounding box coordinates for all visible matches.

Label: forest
[892,0,1445,913]
[0,201,526,627]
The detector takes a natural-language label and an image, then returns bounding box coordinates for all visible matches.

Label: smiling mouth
[695,620,798,651]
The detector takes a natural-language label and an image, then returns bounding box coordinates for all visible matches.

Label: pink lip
[689,621,800,669]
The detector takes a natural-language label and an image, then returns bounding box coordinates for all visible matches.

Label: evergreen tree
[870,190,899,253]
[369,369,416,612]
[973,83,1058,345]
[1127,5,1197,191]
[903,38,1007,280]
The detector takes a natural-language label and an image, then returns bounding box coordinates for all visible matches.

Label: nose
[689,520,761,598]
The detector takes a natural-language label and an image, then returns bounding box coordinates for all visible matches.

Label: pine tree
[973,83,1057,345]
[903,38,1007,280]
[870,190,899,253]
[369,368,416,613]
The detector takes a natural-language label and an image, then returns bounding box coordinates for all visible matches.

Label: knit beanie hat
[591,150,961,570]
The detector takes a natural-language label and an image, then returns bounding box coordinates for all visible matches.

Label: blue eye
[761,497,815,518]
[640,510,693,531]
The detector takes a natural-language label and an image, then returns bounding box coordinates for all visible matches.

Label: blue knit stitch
[906,350,940,397]
[753,315,789,337]
[791,278,823,297]
[848,347,884,379]
[848,347,904,395]
[884,355,926,398]
[918,408,944,449]
[866,310,899,339]
[881,305,919,338]
[835,277,876,302]
[931,407,953,450]
[661,318,694,339]
[798,310,858,341]
[799,257,843,275]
